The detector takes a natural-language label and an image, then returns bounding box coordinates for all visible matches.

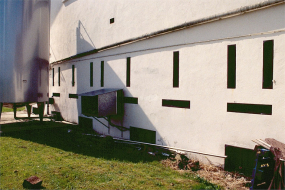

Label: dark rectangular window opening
[263,40,274,89]
[90,62,93,87]
[110,18,114,24]
[162,99,190,109]
[49,98,54,104]
[225,145,256,177]
[69,94,78,99]
[124,97,138,104]
[130,126,156,144]
[101,61,104,87]
[227,45,236,89]
[173,51,179,87]
[126,57,131,87]
[52,68,54,86]
[227,103,272,115]
[52,93,60,97]
[72,65,75,86]
[81,96,98,116]
[58,67,60,86]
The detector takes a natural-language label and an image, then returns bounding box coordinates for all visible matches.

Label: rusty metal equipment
[79,89,124,117]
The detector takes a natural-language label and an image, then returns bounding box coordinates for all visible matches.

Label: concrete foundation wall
[49,1,285,165]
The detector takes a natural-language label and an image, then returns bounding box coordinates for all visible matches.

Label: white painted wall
[49,1,285,165]
[50,0,269,62]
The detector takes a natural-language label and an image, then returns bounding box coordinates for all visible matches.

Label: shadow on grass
[0,121,172,163]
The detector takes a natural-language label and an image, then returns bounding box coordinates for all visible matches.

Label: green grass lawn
[2,106,25,113]
[0,121,221,189]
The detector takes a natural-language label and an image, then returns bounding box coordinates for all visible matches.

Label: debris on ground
[161,152,169,157]
[161,154,251,190]
[74,130,254,189]
[252,138,285,190]
[148,151,155,156]
[23,176,42,189]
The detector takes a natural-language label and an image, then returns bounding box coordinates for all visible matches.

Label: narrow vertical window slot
[263,40,274,89]
[126,57,131,87]
[90,62,93,87]
[52,68,54,86]
[58,67,60,86]
[72,65,75,86]
[173,51,179,88]
[101,61,104,87]
[227,45,236,89]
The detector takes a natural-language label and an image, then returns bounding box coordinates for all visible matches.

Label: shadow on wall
[23,32,49,103]
[73,57,168,146]
[50,0,78,28]
[76,20,95,54]
[50,4,285,149]
[53,15,268,146]
[63,0,77,7]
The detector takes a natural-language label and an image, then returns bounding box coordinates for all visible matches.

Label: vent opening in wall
[52,68,54,86]
[101,61,104,87]
[58,67,60,86]
[162,99,190,109]
[263,40,274,89]
[72,65,75,86]
[126,57,131,87]
[227,103,272,115]
[225,145,256,176]
[90,62,93,87]
[124,97,138,104]
[173,51,179,88]
[130,127,156,144]
[52,93,60,97]
[49,98,54,104]
[110,18,114,24]
[227,44,236,89]
[69,94,78,99]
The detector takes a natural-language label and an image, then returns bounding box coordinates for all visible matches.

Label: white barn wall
[49,1,285,165]
[50,0,269,62]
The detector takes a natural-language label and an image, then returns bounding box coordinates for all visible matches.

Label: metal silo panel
[0,0,50,103]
